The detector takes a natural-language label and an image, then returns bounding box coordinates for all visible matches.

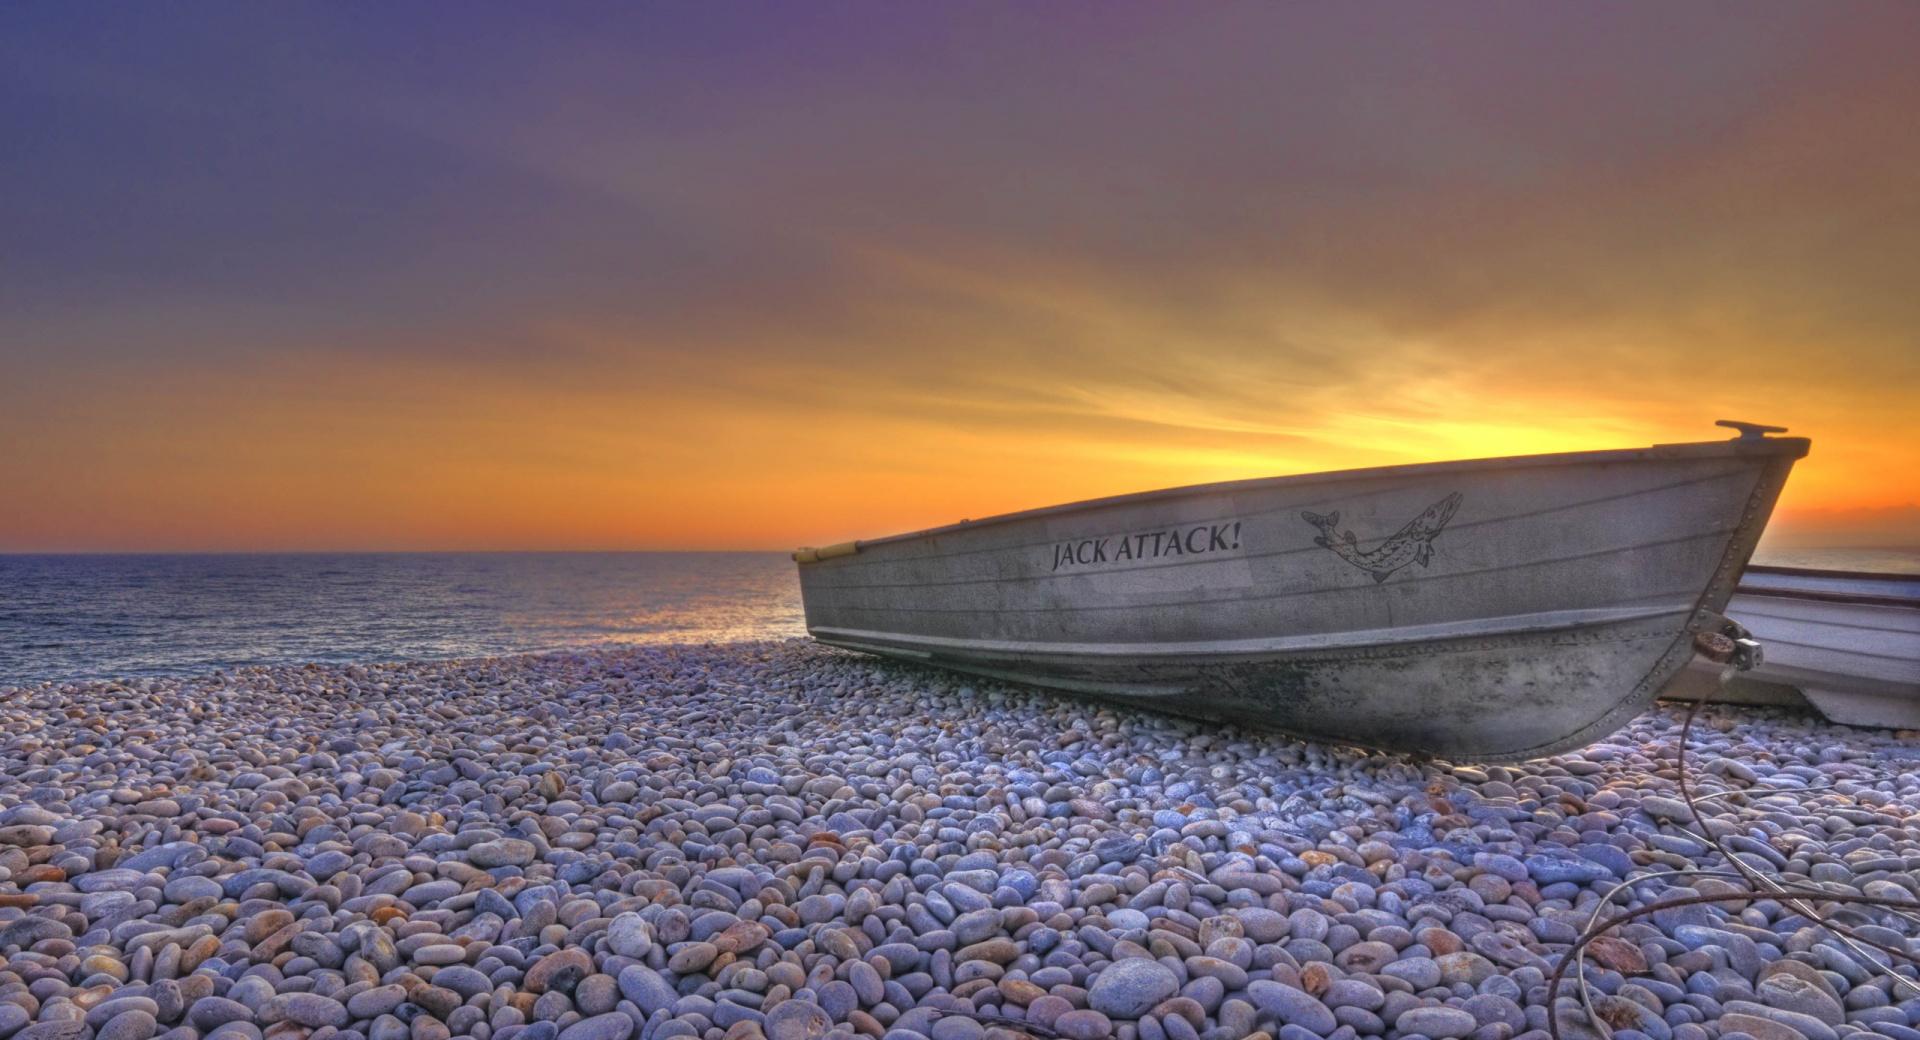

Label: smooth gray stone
[1088,958,1180,1019]
[1247,981,1338,1035]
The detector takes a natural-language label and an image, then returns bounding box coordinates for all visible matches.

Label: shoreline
[0,639,818,697]
[3,642,1918,1040]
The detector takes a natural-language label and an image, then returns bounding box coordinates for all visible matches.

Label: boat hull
[1668,568,1920,728]
[798,437,1805,760]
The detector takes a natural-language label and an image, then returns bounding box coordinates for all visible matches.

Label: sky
[2,5,1916,552]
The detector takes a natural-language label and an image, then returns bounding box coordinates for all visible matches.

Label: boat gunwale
[1735,586,1920,610]
[1732,600,1920,637]
[1737,564,1920,610]
[1747,563,1920,582]
[819,436,1808,555]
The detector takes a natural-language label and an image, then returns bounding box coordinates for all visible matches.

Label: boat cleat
[1716,419,1789,441]
[1691,611,1764,672]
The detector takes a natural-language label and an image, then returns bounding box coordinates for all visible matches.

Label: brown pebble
[999,979,1046,1006]
[1585,936,1648,974]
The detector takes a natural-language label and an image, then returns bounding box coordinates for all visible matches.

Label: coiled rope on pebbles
[1552,680,1920,1040]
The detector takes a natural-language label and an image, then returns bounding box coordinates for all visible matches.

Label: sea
[0,552,803,688]
[0,547,1914,689]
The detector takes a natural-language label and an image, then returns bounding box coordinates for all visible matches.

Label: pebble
[1088,958,1181,1018]
[1757,974,1845,1025]
[259,994,349,1029]
[667,941,719,973]
[347,986,407,1019]
[605,912,652,958]
[1,643,1917,1040]
[763,1000,830,1040]
[527,948,593,992]
[555,1014,632,1040]
[467,837,538,868]
[1054,1009,1116,1040]
[1398,1006,1480,1038]
[96,1012,158,1040]
[1247,981,1337,1034]
[615,966,675,1016]
[413,943,466,965]
[187,998,253,1031]
[1719,1013,1808,1040]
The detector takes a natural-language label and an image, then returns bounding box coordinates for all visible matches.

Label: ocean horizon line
[6,542,1915,557]
[0,546,801,557]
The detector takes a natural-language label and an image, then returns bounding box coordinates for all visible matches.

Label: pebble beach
[3,641,1918,1040]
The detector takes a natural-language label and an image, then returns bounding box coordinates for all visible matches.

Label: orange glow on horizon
[2,310,1912,552]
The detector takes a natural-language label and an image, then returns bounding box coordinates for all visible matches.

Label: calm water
[0,553,803,688]
[1752,546,1920,574]
[1,547,1913,689]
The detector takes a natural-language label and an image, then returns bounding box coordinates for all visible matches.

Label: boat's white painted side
[1707,573,1920,728]
[798,437,1804,760]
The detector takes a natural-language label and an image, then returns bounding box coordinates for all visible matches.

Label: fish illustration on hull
[1302,492,1463,583]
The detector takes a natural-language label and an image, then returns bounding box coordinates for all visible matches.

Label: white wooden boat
[794,423,1807,760]
[1670,566,1920,727]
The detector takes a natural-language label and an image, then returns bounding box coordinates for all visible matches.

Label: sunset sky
[3,6,1916,552]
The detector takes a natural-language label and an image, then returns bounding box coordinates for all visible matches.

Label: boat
[1665,566,1920,728]
[792,422,1808,760]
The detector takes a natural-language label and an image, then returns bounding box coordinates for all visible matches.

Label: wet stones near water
[4,642,1920,1040]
